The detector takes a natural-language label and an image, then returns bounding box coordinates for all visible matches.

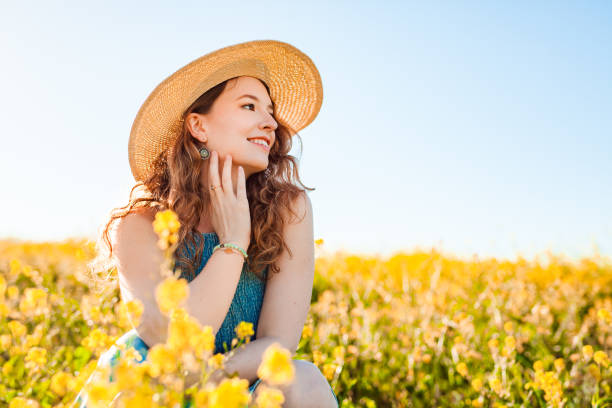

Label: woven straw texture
[128,39,323,182]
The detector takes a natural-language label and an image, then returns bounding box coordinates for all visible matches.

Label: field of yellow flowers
[1,215,611,406]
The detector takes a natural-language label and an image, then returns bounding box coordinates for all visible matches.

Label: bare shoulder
[108,206,168,342]
[110,207,161,264]
[283,191,313,226]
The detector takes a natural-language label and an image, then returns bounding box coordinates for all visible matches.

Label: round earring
[199,145,210,160]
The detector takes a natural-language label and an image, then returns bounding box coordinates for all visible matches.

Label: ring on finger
[210,185,222,191]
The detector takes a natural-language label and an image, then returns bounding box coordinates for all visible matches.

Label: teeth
[250,139,268,147]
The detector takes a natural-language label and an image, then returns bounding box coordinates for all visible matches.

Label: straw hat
[128,39,323,182]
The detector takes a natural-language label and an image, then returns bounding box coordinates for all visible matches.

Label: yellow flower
[86,381,120,408]
[597,308,611,324]
[235,321,254,341]
[18,288,48,316]
[88,306,102,323]
[146,344,177,377]
[155,276,189,315]
[166,308,214,358]
[257,343,295,385]
[25,347,47,369]
[322,363,336,381]
[456,362,468,377]
[25,324,44,348]
[583,345,594,360]
[504,336,516,350]
[0,302,9,318]
[487,338,499,350]
[554,358,565,372]
[315,238,324,246]
[593,351,610,367]
[208,377,251,408]
[532,370,563,405]
[208,353,225,370]
[190,325,216,358]
[332,346,345,362]
[533,360,544,372]
[50,371,73,397]
[166,309,194,354]
[117,389,158,408]
[471,378,483,392]
[3,360,13,377]
[312,350,325,366]
[116,359,147,390]
[8,321,27,338]
[153,209,181,250]
[118,299,144,328]
[7,285,19,300]
[255,385,285,408]
[0,275,6,299]
[81,328,112,353]
[9,259,22,276]
[503,321,513,333]
[8,397,40,408]
[0,334,11,349]
[488,377,502,395]
[471,397,484,407]
[587,363,601,381]
[194,388,212,407]
[301,325,313,338]
[422,353,432,363]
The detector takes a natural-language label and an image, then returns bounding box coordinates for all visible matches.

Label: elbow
[134,312,168,347]
[265,335,298,357]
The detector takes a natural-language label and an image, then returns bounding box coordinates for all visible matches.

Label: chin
[241,161,268,177]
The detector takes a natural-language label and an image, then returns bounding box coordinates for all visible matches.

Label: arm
[255,192,315,354]
[113,208,245,347]
[185,192,315,387]
[184,335,283,388]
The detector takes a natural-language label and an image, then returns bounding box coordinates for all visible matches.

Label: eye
[242,103,275,117]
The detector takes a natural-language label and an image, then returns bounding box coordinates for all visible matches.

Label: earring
[199,145,210,160]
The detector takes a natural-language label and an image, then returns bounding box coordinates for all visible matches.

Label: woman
[73,40,338,407]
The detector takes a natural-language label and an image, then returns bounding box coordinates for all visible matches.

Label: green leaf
[71,346,92,371]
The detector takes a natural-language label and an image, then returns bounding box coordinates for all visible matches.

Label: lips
[247,136,271,146]
[249,139,270,151]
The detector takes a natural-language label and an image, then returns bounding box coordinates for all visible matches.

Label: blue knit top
[108,232,267,369]
[72,232,340,408]
[174,231,269,353]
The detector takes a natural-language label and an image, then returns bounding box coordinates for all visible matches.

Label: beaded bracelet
[212,242,248,260]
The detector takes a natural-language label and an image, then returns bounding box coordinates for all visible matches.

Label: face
[187,76,278,185]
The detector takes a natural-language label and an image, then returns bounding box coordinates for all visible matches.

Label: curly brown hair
[89,76,314,289]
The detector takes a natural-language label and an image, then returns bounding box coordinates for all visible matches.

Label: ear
[186,112,208,143]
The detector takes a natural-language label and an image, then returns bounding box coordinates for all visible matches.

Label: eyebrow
[236,94,275,112]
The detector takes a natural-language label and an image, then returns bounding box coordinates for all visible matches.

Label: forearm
[145,248,246,345]
[185,335,289,388]
[185,247,246,335]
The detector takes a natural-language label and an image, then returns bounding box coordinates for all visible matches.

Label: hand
[207,151,251,249]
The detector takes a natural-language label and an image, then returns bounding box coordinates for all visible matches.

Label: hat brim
[128,39,323,182]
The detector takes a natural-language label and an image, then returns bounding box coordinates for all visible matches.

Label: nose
[260,112,278,132]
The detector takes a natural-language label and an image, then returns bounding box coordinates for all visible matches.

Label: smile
[249,139,270,152]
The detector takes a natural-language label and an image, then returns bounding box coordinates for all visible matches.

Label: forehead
[223,76,271,101]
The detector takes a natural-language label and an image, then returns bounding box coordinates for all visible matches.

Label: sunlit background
[1,1,610,262]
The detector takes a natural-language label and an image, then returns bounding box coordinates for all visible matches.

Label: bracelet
[212,242,248,260]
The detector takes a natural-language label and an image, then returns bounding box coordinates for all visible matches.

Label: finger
[222,154,233,195]
[237,166,247,202]
[209,151,221,194]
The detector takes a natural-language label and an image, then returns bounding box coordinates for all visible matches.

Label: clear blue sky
[1,1,610,263]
